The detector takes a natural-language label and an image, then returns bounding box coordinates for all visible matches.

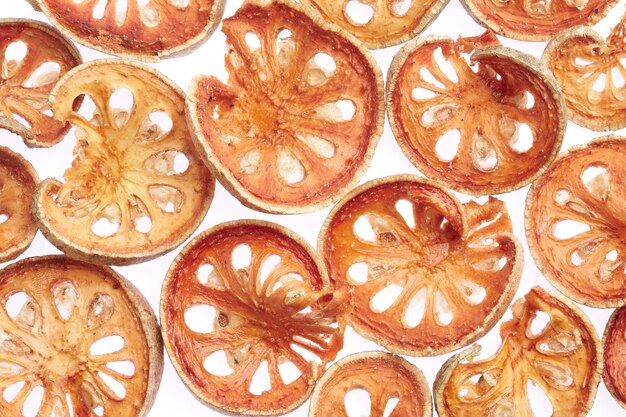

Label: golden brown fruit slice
[543,13,626,131]
[526,136,626,308]
[0,256,163,417]
[309,351,432,417]
[0,146,38,263]
[161,221,346,416]
[603,306,626,409]
[318,175,522,356]
[461,0,618,41]
[434,287,602,417]
[187,0,384,214]
[34,60,214,266]
[34,0,225,61]
[387,33,565,196]
[301,0,448,49]
[0,19,81,147]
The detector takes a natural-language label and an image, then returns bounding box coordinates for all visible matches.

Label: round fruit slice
[35,0,225,61]
[387,33,565,195]
[434,287,602,417]
[301,0,448,49]
[543,13,626,131]
[603,306,626,409]
[34,60,215,266]
[461,0,618,41]
[318,175,522,356]
[0,146,38,263]
[187,0,384,214]
[526,136,626,308]
[0,19,81,147]
[0,256,163,417]
[160,221,346,415]
[309,351,432,417]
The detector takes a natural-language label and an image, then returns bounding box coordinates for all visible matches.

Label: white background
[2,0,626,415]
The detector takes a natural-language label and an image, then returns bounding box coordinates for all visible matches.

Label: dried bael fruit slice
[543,13,626,131]
[387,33,565,196]
[526,136,626,308]
[603,306,626,409]
[461,0,618,41]
[0,146,38,263]
[309,351,432,417]
[318,175,522,356]
[34,60,215,266]
[434,287,602,417]
[0,19,81,147]
[34,0,225,61]
[0,256,163,417]
[187,0,384,214]
[301,0,448,49]
[161,221,345,415]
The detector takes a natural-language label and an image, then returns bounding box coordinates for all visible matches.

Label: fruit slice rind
[186,0,384,214]
[308,351,432,417]
[318,174,523,356]
[387,35,565,196]
[525,135,626,308]
[602,306,626,409]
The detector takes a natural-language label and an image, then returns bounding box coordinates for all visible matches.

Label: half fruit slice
[34,0,225,61]
[0,146,38,263]
[187,0,384,214]
[318,175,522,356]
[34,60,215,266]
[160,221,346,415]
[0,19,81,147]
[434,287,602,417]
[387,33,565,195]
[301,0,448,49]
[0,256,163,417]
[603,306,626,409]
[543,12,626,131]
[526,136,626,308]
[309,351,432,417]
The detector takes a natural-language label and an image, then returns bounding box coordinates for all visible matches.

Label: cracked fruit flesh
[0,256,163,417]
[318,175,522,356]
[461,0,618,41]
[187,0,384,214]
[526,136,626,308]
[603,306,626,409]
[0,19,81,147]
[0,146,38,263]
[160,221,346,415]
[301,0,448,49]
[543,13,626,131]
[308,351,432,417]
[34,60,214,266]
[387,33,565,195]
[434,287,602,417]
[35,0,226,60]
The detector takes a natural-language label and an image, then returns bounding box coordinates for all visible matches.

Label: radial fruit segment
[434,287,602,417]
[387,33,565,196]
[461,0,618,41]
[603,306,626,409]
[187,0,384,214]
[160,221,346,415]
[0,19,81,147]
[543,13,626,131]
[318,176,522,356]
[308,351,432,417]
[34,60,214,266]
[0,256,163,417]
[0,146,38,263]
[34,0,226,60]
[526,136,626,308]
[301,0,448,49]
